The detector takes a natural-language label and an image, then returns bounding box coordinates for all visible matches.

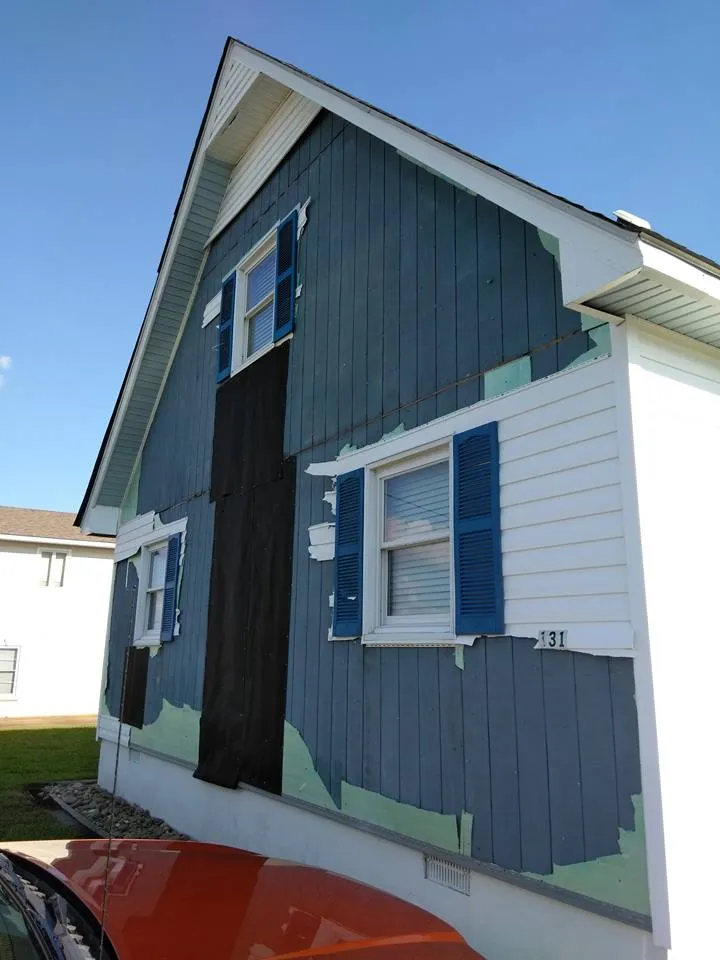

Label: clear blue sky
[1,0,718,512]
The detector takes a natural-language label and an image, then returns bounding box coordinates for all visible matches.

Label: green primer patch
[484,355,532,400]
[527,795,650,915]
[536,228,561,263]
[282,722,337,810]
[341,782,473,855]
[557,315,612,372]
[283,722,474,853]
[130,699,200,766]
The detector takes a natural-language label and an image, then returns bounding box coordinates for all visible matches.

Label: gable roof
[0,506,114,545]
[77,38,720,534]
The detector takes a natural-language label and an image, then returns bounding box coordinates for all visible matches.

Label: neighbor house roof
[0,506,114,546]
[77,37,720,534]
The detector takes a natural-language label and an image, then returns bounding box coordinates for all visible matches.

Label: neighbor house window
[0,647,19,696]
[333,422,504,644]
[40,551,67,587]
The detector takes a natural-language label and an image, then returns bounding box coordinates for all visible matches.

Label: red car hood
[5,839,485,959]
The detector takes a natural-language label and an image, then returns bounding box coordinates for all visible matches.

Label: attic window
[239,239,277,362]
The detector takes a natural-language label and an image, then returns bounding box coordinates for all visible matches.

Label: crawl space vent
[424,854,471,895]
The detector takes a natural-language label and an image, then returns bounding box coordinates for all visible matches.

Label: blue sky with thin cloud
[1,0,718,510]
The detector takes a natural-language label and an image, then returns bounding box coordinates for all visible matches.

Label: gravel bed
[42,781,188,840]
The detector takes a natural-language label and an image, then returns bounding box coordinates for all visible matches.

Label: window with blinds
[381,458,451,624]
[244,248,276,358]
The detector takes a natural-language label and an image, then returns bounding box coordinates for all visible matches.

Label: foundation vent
[423,854,471,895]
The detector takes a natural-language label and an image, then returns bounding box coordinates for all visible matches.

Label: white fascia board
[79,119,227,527]
[639,239,720,307]
[80,505,120,536]
[0,534,114,549]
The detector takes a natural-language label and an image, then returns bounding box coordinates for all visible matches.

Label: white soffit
[583,242,720,348]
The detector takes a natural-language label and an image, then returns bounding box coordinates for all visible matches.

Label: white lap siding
[498,359,632,652]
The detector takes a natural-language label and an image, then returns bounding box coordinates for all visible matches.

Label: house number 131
[537,629,567,649]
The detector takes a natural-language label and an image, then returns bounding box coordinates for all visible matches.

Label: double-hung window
[0,647,19,697]
[135,530,183,645]
[379,453,452,631]
[238,239,277,364]
[333,422,503,645]
[215,210,298,382]
[143,542,168,639]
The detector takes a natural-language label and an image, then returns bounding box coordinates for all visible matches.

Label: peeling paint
[379,422,406,442]
[337,443,358,457]
[454,645,465,670]
[562,320,611,370]
[527,795,649,915]
[341,783,473,856]
[459,810,473,856]
[323,484,336,515]
[283,722,473,855]
[282,721,338,810]
[297,197,311,239]
[308,522,335,561]
[484,355,532,400]
[130,698,200,766]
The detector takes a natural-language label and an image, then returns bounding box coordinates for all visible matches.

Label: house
[76,38,720,960]
[0,507,114,719]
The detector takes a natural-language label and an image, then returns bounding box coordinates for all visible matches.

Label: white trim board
[0,534,113,549]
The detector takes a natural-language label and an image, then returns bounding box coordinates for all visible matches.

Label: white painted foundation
[99,741,661,960]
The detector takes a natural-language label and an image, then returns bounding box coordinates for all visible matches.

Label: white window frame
[204,205,302,373]
[37,548,69,587]
[363,442,456,646]
[0,646,20,700]
[132,516,187,646]
[231,232,278,373]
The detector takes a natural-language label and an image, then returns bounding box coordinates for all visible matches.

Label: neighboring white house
[0,506,114,719]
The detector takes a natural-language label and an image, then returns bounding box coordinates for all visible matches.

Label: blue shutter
[453,422,504,635]
[333,469,364,637]
[273,210,298,341]
[216,274,236,383]
[160,533,182,642]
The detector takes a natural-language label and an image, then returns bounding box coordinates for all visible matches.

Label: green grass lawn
[0,726,100,841]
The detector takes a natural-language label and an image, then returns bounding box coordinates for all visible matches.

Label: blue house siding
[274,109,644,906]
[101,106,644,913]
[285,448,643,877]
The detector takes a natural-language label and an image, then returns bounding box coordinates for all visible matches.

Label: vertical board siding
[277,111,642,884]
[113,102,644,892]
[117,113,337,731]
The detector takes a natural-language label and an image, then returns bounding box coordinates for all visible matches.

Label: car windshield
[0,880,46,959]
[0,853,116,960]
